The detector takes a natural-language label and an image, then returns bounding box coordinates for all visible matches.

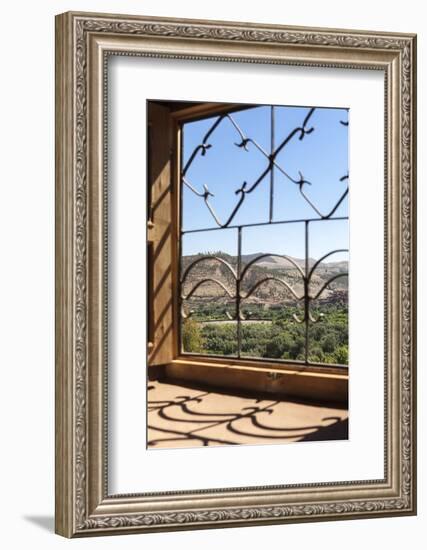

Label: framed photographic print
[55,11,417,537]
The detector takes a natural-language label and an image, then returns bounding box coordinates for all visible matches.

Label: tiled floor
[147,380,348,449]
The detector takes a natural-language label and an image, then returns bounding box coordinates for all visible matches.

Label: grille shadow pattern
[147,381,348,448]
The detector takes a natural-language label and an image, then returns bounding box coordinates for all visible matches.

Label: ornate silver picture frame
[55,11,416,537]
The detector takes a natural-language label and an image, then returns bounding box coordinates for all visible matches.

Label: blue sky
[181,104,349,261]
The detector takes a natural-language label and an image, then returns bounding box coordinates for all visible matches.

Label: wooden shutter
[147,103,176,368]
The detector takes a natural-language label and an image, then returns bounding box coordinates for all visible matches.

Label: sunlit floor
[147,380,348,449]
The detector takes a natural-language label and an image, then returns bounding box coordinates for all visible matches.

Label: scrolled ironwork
[181,278,236,301]
[311,273,349,302]
[240,253,305,280]
[182,107,349,227]
[240,276,302,302]
[181,255,238,286]
[180,104,349,365]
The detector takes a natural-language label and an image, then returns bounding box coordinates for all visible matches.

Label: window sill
[166,356,348,405]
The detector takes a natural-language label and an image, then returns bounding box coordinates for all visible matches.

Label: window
[147,100,349,402]
[180,103,348,364]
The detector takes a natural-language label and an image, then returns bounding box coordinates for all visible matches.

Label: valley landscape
[181,251,349,365]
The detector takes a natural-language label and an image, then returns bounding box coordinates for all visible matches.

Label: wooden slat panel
[147,103,175,366]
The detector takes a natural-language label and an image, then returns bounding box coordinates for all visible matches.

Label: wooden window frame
[147,100,348,404]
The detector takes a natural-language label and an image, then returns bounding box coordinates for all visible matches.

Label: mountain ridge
[183,251,348,270]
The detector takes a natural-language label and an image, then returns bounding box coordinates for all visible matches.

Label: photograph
[53,9,416,538]
[147,100,350,449]
[0,0,422,546]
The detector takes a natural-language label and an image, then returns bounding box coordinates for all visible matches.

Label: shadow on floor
[147,379,348,449]
[300,417,348,442]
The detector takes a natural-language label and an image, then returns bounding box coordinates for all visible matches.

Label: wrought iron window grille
[179,105,349,366]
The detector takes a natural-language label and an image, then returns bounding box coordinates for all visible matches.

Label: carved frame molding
[55,11,416,537]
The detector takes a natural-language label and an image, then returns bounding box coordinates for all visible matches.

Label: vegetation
[181,251,349,365]
[181,318,204,353]
[181,304,348,365]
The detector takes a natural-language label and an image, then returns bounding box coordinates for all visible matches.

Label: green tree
[334,345,348,364]
[309,345,325,363]
[182,319,204,353]
[265,333,293,358]
[321,333,337,353]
